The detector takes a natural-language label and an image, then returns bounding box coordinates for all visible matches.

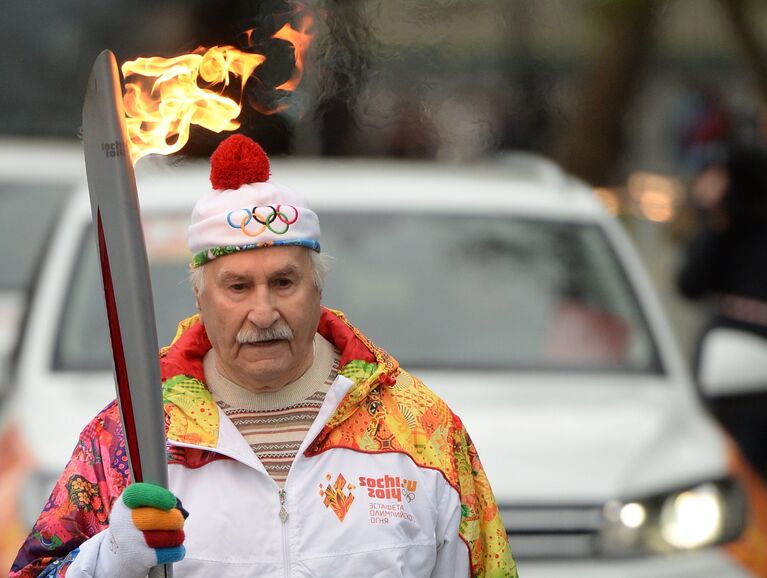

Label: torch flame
[121,14,314,165]
[271,15,314,91]
[122,46,264,164]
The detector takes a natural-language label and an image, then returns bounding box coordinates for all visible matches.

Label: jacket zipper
[166,378,354,576]
[279,488,290,576]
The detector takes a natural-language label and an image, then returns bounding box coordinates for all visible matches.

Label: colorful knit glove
[67,482,187,578]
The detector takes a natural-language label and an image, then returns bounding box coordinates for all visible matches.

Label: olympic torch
[79,23,312,575]
[82,50,171,578]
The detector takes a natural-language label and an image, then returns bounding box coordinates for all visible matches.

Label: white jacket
[13,310,517,578]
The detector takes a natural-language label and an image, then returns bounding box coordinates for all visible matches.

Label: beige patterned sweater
[203,334,340,486]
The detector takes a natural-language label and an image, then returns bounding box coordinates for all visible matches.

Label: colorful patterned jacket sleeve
[451,415,518,578]
[10,402,130,578]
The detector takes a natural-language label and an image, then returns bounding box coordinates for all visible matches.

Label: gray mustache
[237,324,294,344]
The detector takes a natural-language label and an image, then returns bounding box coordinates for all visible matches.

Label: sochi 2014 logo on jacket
[320,472,418,524]
[359,474,418,502]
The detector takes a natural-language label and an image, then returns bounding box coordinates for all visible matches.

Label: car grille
[500,505,605,559]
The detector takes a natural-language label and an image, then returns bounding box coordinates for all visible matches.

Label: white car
[9,154,767,577]
[0,139,81,412]
[0,139,83,571]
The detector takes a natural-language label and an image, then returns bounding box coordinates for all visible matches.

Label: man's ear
[195,298,204,325]
[192,285,203,322]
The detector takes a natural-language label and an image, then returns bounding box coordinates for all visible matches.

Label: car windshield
[55,212,661,374]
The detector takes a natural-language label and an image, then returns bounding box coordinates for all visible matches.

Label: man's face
[196,246,322,393]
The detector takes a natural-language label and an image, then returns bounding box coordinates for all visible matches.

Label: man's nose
[246,288,279,328]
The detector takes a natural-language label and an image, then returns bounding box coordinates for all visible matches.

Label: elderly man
[12,135,517,578]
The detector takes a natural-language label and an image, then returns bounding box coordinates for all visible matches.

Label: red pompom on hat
[189,134,321,268]
[210,134,270,190]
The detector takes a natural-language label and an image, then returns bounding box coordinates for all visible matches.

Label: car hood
[420,371,729,504]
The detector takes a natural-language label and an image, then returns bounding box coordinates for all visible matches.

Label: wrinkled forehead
[205,244,312,280]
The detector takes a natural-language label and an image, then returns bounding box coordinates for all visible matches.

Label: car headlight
[598,478,746,557]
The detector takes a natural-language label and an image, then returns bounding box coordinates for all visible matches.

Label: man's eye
[275,278,293,289]
[230,283,247,292]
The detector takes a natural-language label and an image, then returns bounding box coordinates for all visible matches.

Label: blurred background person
[677,146,767,474]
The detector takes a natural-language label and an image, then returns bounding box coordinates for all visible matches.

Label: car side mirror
[698,328,767,398]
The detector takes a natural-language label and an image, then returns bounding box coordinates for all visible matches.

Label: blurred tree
[554,0,767,186]
[495,1,551,152]
[554,0,661,185]
[717,0,767,105]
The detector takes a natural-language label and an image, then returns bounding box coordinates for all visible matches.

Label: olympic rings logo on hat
[226,205,299,237]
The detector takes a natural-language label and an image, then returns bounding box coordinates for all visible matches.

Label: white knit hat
[188,134,320,268]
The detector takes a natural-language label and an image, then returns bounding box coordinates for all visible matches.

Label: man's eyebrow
[216,271,251,284]
[215,265,300,284]
[271,264,300,277]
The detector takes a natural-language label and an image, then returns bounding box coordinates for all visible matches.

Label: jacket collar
[159,308,399,449]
